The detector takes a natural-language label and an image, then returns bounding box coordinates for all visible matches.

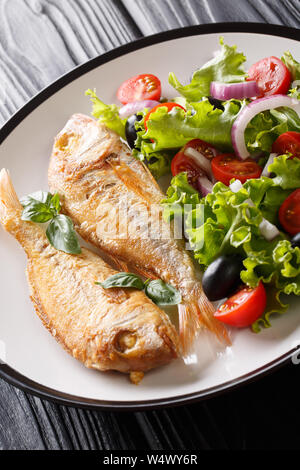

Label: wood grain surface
[0,0,299,451]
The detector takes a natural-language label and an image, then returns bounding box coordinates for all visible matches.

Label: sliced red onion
[119,100,160,119]
[184,147,213,180]
[259,218,280,241]
[232,95,299,160]
[261,153,278,177]
[210,81,260,101]
[198,176,213,196]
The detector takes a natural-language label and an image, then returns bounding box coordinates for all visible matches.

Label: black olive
[208,97,225,111]
[291,232,300,248]
[148,156,159,165]
[202,255,244,301]
[125,114,143,149]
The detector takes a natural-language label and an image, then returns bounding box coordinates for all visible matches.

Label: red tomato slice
[279,189,300,235]
[117,74,161,105]
[247,56,291,97]
[144,102,186,131]
[171,139,218,189]
[214,282,267,328]
[211,154,262,186]
[272,132,300,159]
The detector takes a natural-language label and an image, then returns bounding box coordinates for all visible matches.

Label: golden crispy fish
[48,114,230,353]
[0,169,179,382]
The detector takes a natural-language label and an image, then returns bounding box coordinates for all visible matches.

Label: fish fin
[132,265,159,281]
[108,160,153,205]
[0,169,23,231]
[178,303,201,356]
[194,286,231,346]
[130,371,144,385]
[107,254,130,273]
[178,285,231,355]
[141,162,163,202]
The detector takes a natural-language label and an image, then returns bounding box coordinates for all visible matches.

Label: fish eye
[115,331,137,353]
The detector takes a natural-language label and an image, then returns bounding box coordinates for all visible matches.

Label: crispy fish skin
[49,114,230,353]
[0,169,179,378]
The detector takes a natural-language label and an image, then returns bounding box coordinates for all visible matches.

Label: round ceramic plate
[0,23,299,410]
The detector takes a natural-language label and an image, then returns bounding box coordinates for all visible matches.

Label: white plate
[0,24,299,410]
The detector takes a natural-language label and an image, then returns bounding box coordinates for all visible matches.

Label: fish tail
[0,169,23,232]
[179,285,231,354]
[178,303,201,355]
[194,285,231,345]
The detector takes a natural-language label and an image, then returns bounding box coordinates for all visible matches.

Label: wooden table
[0,0,299,450]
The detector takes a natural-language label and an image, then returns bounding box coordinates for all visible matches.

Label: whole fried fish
[49,114,230,353]
[0,169,179,382]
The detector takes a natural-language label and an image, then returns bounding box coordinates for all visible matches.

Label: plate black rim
[0,22,299,411]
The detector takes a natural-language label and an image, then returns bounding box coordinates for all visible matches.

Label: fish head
[50,114,122,171]
[95,297,180,374]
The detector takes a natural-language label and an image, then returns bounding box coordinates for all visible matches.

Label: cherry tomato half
[247,56,291,97]
[272,132,300,159]
[117,74,161,105]
[279,189,300,236]
[144,102,186,131]
[211,154,262,186]
[214,282,267,328]
[171,139,218,189]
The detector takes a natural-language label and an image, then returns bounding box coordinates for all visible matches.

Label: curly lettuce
[161,156,300,331]
[86,89,126,139]
[137,98,245,155]
[281,51,300,99]
[169,38,247,102]
[245,106,300,154]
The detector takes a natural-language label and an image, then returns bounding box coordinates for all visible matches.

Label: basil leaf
[98,273,145,290]
[50,193,61,215]
[21,191,61,222]
[20,191,53,207]
[46,215,81,255]
[21,202,54,223]
[145,280,182,306]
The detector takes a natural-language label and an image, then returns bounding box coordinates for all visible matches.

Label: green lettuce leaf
[138,98,245,155]
[161,172,201,222]
[281,51,300,81]
[269,154,300,189]
[169,38,247,102]
[245,107,300,154]
[252,284,289,333]
[162,155,300,331]
[281,52,300,99]
[86,89,126,139]
[132,148,171,179]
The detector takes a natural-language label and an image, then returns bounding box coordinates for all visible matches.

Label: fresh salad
[87,38,300,333]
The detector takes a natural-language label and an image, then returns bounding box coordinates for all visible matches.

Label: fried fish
[48,114,229,352]
[0,169,179,382]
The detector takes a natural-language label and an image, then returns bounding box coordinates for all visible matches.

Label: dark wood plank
[0,0,299,451]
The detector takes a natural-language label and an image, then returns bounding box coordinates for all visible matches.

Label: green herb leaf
[50,193,61,215]
[20,191,53,207]
[98,273,145,290]
[144,280,182,306]
[21,202,54,223]
[46,215,81,255]
[21,191,61,222]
